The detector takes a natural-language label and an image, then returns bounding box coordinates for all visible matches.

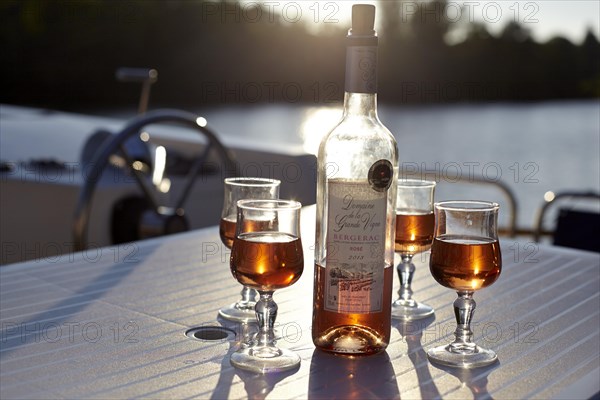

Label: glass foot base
[391,300,434,320]
[218,302,256,323]
[427,344,498,368]
[231,346,300,374]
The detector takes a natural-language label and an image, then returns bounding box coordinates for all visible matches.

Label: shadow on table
[394,315,442,399]
[433,363,497,399]
[394,314,498,399]
[208,319,254,400]
[210,317,300,400]
[307,349,400,399]
[235,367,299,400]
[0,245,157,361]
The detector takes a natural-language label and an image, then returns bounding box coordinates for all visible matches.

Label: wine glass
[427,201,502,368]
[391,179,436,320]
[230,199,304,373]
[218,177,280,323]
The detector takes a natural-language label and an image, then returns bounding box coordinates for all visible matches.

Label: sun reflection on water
[299,106,342,155]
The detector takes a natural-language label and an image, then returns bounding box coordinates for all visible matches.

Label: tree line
[1,0,598,110]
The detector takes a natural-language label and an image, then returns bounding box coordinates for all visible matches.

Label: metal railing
[533,191,600,243]
[401,168,519,238]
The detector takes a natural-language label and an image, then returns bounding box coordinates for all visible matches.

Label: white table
[1,206,599,399]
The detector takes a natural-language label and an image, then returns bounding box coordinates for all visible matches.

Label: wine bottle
[312,4,398,355]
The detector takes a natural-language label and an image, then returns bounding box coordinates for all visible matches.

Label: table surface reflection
[1,206,598,399]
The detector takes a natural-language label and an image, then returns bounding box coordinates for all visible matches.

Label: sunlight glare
[140,131,150,142]
[158,178,171,194]
[196,117,208,127]
[152,145,167,187]
[299,107,341,155]
[544,191,556,202]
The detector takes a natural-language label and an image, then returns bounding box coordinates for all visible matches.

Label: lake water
[196,100,600,230]
[2,100,598,232]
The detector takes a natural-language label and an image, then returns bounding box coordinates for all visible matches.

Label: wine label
[345,45,377,94]
[324,178,387,313]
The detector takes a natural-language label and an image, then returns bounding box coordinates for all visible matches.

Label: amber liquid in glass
[395,212,434,255]
[231,232,303,291]
[219,218,236,249]
[220,218,277,249]
[430,235,501,291]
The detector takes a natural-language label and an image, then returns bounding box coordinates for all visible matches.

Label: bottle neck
[342,92,378,118]
[343,36,378,118]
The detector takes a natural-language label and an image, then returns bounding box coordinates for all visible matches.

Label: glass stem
[239,286,257,308]
[450,291,476,352]
[397,255,416,306]
[254,291,277,348]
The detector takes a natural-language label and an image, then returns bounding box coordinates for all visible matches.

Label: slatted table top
[1,206,599,399]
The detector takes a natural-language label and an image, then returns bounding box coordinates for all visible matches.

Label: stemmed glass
[427,201,502,368]
[218,177,280,322]
[391,179,436,320]
[230,199,304,373]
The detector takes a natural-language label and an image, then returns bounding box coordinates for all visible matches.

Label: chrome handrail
[400,168,518,238]
[533,191,600,243]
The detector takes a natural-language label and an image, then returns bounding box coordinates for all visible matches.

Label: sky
[459,0,600,43]
[239,0,600,44]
